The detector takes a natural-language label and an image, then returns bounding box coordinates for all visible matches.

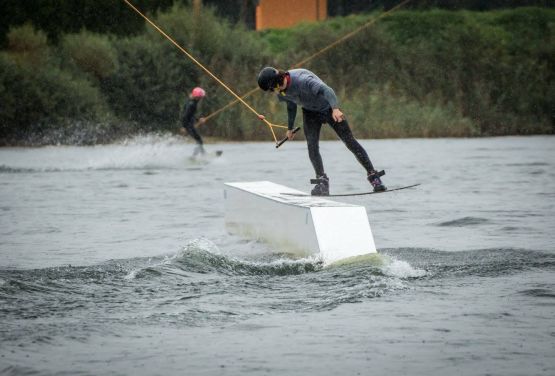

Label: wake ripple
[385,248,555,279]
[2,244,552,328]
[436,216,490,227]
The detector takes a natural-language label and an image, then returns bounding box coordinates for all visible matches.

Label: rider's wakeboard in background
[189,150,223,163]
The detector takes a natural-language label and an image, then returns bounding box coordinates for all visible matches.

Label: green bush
[342,86,477,138]
[6,23,50,66]
[377,8,553,135]
[208,7,553,140]
[102,34,200,130]
[61,31,119,80]
[269,7,553,137]
[0,52,109,143]
[101,4,270,137]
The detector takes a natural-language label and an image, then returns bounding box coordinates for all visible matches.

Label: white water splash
[0,133,201,172]
[381,256,427,278]
[124,269,139,280]
[177,237,222,257]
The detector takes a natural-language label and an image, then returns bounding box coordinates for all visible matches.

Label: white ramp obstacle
[224,181,376,264]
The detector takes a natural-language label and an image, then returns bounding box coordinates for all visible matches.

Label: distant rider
[181,87,206,157]
[257,67,386,195]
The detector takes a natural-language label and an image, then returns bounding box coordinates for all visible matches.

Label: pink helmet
[191,87,206,98]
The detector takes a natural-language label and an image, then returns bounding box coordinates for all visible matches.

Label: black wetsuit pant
[183,124,203,145]
[302,108,374,177]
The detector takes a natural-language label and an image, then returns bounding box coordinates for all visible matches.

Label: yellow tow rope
[122,0,286,145]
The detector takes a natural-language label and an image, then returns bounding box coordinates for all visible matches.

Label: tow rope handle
[276,127,301,149]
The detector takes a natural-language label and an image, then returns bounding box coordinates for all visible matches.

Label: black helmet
[257,67,280,91]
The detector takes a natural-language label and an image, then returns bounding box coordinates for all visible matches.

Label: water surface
[1,135,554,375]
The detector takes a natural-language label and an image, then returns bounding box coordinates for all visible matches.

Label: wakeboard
[188,150,223,163]
[282,183,420,197]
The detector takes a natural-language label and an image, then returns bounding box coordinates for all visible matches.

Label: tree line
[0,4,553,144]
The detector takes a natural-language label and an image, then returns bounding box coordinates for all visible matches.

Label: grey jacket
[277,69,339,129]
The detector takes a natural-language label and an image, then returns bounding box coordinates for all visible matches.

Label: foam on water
[380,255,428,278]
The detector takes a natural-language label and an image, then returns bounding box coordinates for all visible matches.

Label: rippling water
[1,135,554,375]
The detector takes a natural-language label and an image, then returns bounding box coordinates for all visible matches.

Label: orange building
[256,0,327,30]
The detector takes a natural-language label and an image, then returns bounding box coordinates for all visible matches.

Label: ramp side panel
[224,184,320,257]
[310,206,377,263]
